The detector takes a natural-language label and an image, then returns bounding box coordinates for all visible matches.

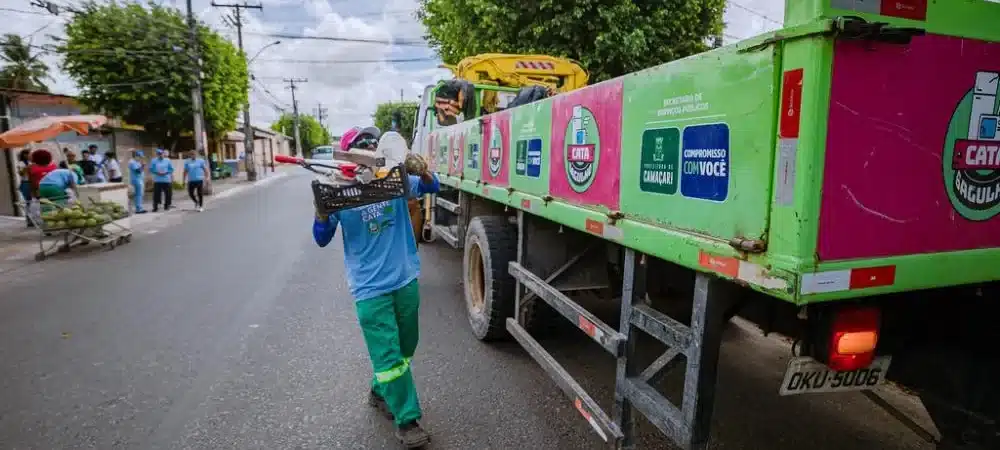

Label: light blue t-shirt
[184,158,207,182]
[39,169,76,190]
[149,157,174,183]
[313,174,440,301]
[128,159,144,182]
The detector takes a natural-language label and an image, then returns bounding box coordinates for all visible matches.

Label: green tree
[417,0,725,82]
[60,2,248,149]
[0,34,50,91]
[372,101,418,146]
[270,113,330,155]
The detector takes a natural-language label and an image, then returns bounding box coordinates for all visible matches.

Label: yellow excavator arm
[440,53,589,94]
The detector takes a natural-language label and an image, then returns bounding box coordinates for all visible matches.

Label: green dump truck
[412,2,1000,449]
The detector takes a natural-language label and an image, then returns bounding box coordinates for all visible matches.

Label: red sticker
[780,69,804,138]
[520,199,531,209]
[585,218,604,236]
[698,251,740,278]
[881,0,927,21]
[849,266,896,290]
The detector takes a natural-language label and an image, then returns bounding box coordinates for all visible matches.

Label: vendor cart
[18,194,133,261]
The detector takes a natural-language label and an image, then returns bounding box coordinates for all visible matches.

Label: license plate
[779,356,892,396]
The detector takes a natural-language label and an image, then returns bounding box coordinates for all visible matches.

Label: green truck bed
[419,0,1000,304]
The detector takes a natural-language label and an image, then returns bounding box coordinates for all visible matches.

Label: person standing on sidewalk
[16,149,33,227]
[183,150,209,212]
[127,150,147,214]
[312,134,439,447]
[104,151,123,183]
[149,149,174,212]
[79,148,102,184]
[64,150,85,185]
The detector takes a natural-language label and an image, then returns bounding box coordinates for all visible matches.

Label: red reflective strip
[574,398,592,421]
[849,266,896,290]
[881,0,926,21]
[520,198,531,209]
[698,251,740,278]
[578,316,597,337]
[779,69,804,138]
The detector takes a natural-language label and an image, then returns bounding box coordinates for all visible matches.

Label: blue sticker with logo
[468,143,479,169]
[680,123,730,201]
[526,138,542,178]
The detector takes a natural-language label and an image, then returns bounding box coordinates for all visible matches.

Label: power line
[83,78,172,88]
[238,32,427,46]
[254,57,436,64]
[251,76,289,109]
[0,6,49,15]
[727,1,782,26]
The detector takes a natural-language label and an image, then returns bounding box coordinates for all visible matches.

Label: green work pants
[355,279,423,427]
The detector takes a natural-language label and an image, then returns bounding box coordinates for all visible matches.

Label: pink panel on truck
[481,111,511,186]
[549,79,624,210]
[819,35,1000,260]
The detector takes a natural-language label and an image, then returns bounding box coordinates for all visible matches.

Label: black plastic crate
[312,164,410,214]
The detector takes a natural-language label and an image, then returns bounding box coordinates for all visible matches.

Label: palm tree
[0,34,51,92]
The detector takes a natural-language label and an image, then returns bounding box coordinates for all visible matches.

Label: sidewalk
[0,167,293,275]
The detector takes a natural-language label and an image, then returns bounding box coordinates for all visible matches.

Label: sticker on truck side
[779,356,892,396]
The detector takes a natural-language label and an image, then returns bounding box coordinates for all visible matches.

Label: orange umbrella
[0,115,108,148]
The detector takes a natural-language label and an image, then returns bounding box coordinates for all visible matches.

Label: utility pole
[186,0,213,194]
[315,102,327,131]
[284,78,307,156]
[212,1,263,181]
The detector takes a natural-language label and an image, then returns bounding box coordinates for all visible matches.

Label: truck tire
[463,216,517,341]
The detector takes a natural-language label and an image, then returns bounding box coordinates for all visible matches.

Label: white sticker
[775,138,797,206]
[800,270,851,294]
[737,261,790,290]
[603,224,624,241]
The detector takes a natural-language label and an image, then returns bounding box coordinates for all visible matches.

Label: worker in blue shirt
[149,149,174,212]
[127,150,147,214]
[312,131,439,448]
[183,150,209,212]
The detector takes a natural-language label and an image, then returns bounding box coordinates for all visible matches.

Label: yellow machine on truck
[431,53,589,124]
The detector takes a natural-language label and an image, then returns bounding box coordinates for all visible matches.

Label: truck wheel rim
[468,242,486,314]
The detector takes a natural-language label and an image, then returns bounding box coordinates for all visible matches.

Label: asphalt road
[0,173,935,450]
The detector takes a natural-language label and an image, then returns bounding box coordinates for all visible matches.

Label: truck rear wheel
[463,216,517,341]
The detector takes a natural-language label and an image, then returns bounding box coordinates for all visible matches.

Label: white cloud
[2,0,784,142]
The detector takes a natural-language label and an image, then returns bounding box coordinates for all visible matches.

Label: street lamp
[243,39,281,181]
[248,40,281,65]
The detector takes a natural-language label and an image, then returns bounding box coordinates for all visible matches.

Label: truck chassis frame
[430,188,738,449]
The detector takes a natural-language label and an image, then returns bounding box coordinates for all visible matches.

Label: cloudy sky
[2,0,785,138]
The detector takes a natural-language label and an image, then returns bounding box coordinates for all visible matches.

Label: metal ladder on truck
[506,210,737,450]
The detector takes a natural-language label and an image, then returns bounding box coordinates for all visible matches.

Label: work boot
[367,389,393,420]
[395,421,431,448]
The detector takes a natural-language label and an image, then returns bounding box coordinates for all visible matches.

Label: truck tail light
[828,306,880,372]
